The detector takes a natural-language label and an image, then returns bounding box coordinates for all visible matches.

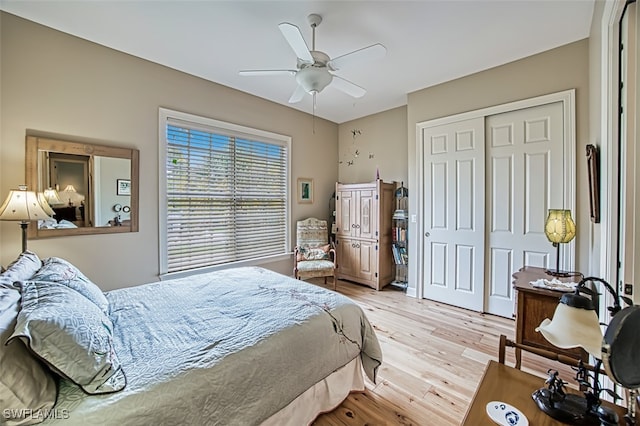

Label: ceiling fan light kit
[239,13,386,105]
[296,65,333,93]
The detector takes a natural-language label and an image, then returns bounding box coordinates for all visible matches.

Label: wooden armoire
[335,180,395,290]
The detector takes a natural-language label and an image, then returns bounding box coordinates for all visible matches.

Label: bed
[0,252,382,426]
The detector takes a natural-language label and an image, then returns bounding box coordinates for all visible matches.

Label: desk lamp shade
[0,185,52,252]
[535,295,603,358]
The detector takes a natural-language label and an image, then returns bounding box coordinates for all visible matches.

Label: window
[159,109,290,275]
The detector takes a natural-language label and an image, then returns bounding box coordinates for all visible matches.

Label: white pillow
[10,281,125,395]
[0,287,57,426]
[0,251,42,289]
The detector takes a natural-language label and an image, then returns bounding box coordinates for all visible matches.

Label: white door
[422,117,485,311]
[619,1,640,305]
[485,102,566,317]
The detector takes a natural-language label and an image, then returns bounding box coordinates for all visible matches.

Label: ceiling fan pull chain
[312,93,317,134]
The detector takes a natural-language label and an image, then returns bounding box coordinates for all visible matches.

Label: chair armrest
[329,248,337,267]
[500,335,605,374]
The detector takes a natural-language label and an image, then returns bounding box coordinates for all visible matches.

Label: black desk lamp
[536,277,638,425]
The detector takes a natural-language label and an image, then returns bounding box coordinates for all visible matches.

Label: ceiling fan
[239,13,386,104]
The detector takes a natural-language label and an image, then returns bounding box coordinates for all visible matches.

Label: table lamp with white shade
[0,185,52,252]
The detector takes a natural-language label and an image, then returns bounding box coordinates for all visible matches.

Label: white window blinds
[161,111,289,274]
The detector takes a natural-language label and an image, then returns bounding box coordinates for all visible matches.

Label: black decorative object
[535,276,638,425]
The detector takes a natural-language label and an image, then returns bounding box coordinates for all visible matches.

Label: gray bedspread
[41,266,382,425]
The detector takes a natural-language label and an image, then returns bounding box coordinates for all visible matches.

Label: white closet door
[485,101,565,317]
[421,117,485,312]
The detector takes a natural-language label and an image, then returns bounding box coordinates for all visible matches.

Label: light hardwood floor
[310,278,575,426]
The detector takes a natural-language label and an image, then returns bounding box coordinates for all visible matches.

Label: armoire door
[356,189,377,240]
[335,189,354,237]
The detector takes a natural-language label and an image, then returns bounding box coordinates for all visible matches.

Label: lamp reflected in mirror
[43,188,62,206]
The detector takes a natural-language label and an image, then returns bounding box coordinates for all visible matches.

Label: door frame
[414,89,576,302]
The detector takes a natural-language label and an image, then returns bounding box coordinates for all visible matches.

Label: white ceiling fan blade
[278,22,313,63]
[328,43,387,71]
[239,69,296,76]
[331,75,366,98]
[288,84,307,103]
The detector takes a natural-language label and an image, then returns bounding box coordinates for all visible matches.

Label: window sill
[159,252,292,281]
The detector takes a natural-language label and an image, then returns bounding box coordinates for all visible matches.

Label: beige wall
[406,39,590,294]
[0,12,338,290]
[337,106,408,186]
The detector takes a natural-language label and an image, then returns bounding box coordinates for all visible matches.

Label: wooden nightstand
[512,266,587,368]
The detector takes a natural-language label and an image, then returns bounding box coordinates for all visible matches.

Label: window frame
[158,108,291,279]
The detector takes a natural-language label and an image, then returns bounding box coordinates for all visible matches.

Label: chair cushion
[297,244,331,261]
[296,218,329,248]
[296,259,335,272]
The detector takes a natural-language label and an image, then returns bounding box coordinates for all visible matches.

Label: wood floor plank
[311,279,569,426]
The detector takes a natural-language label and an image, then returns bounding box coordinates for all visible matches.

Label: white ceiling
[1,1,595,124]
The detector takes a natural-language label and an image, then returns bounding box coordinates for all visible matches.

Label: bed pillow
[296,244,331,261]
[32,257,109,313]
[0,287,57,426]
[9,281,126,395]
[0,251,42,289]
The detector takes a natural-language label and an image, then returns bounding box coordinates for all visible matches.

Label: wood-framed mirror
[26,135,139,238]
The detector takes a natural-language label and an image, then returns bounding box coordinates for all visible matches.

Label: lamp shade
[544,209,576,244]
[0,186,51,222]
[36,192,56,216]
[536,301,603,358]
[43,188,62,205]
[63,184,77,192]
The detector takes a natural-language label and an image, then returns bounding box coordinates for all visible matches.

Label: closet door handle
[425,232,430,237]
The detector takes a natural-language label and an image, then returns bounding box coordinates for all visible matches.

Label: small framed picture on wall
[117,179,131,196]
[297,178,313,204]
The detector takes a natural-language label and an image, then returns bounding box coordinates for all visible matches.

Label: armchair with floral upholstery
[294,217,336,290]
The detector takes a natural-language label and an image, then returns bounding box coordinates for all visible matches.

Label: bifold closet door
[421,117,486,312]
[485,101,565,317]
[420,101,566,317]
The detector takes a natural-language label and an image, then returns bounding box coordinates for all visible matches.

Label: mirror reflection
[26,135,139,238]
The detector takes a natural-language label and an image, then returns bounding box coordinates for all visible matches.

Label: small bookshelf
[391,183,408,289]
